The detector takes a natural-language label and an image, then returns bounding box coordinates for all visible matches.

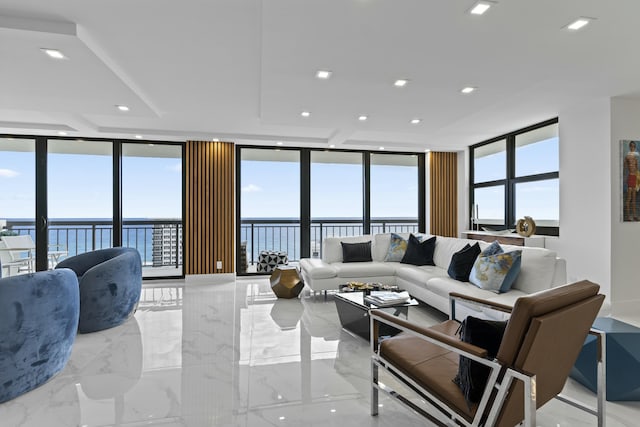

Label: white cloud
[0,168,19,178]
[242,184,262,193]
[167,162,182,172]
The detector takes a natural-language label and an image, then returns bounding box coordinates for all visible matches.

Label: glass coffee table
[334,290,419,340]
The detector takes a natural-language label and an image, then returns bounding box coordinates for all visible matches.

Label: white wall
[544,99,612,297]
[610,97,640,315]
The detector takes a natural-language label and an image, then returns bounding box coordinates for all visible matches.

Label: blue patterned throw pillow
[469,242,522,293]
[385,233,409,262]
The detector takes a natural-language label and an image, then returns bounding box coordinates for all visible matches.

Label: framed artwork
[622,139,640,222]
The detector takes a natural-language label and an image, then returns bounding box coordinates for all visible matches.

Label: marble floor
[4,276,639,427]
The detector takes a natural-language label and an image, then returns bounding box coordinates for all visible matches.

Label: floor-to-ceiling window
[0,137,36,276]
[370,153,419,234]
[0,135,184,279]
[236,147,425,274]
[122,143,183,278]
[240,148,301,273]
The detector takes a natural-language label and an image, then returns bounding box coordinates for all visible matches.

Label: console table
[461,230,545,248]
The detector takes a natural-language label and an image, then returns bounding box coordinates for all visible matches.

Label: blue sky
[1,148,182,219]
[240,159,419,218]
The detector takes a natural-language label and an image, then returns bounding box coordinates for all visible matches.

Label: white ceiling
[1,0,639,152]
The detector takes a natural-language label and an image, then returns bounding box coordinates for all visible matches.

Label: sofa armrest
[448,292,513,321]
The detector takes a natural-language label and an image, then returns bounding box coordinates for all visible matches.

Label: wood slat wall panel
[185,141,235,274]
[429,152,458,237]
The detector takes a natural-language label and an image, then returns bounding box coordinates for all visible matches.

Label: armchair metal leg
[371,359,379,416]
[523,375,537,427]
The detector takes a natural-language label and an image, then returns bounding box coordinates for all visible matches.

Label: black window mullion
[363,152,371,235]
[113,141,122,247]
[300,149,311,258]
[506,135,516,229]
[35,137,48,271]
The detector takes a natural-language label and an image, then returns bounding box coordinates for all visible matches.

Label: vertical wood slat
[430,152,458,237]
[185,141,235,274]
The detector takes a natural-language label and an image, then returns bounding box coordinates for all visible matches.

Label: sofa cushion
[323,235,373,263]
[433,236,475,270]
[426,277,499,301]
[469,249,522,294]
[333,261,397,278]
[395,264,448,284]
[299,258,337,279]
[401,235,436,266]
[385,233,410,262]
[341,241,372,263]
[447,243,481,282]
[511,247,558,294]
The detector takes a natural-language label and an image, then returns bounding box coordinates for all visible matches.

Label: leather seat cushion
[379,325,476,422]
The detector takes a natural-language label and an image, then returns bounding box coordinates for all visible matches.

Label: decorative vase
[516,216,536,237]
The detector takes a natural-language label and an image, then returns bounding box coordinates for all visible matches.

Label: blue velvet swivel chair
[0,269,79,403]
[56,247,142,333]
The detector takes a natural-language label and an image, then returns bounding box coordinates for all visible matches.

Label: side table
[570,317,640,401]
[270,266,303,299]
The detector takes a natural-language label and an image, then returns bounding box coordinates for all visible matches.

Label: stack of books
[364,291,411,307]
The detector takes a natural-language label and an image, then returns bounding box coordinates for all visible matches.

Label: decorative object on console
[400,234,436,266]
[621,139,640,222]
[341,241,372,263]
[447,242,481,281]
[515,216,536,237]
[469,242,522,293]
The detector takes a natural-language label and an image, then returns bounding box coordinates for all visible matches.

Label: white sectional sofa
[299,233,566,316]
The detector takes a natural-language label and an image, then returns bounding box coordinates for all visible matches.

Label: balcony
[3,219,182,278]
[240,217,419,273]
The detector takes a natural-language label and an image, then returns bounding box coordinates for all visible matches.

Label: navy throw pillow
[453,316,507,407]
[341,241,372,263]
[400,234,436,266]
[447,243,481,281]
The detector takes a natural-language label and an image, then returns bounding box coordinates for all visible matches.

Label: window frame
[469,118,559,236]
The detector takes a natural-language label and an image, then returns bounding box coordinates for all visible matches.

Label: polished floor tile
[3,277,639,426]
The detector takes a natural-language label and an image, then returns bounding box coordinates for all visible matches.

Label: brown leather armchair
[370,280,606,427]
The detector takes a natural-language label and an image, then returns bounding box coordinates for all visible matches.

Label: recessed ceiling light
[566,17,593,31]
[358,115,368,121]
[316,70,332,79]
[57,131,67,136]
[116,105,129,112]
[394,79,409,87]
[469,1,494,15]
[329,144,335,148]
[461,86,476,94]
[301,111,311,117]
[379,147,385,150]
[135,135,143,139]
[276,141,283,145]
[212,138,219,142]
[424,149,431,153]
[41,48,66,59]
[410,118,421,124]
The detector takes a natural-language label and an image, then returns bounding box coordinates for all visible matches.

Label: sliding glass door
[0,138,36,276]
[240,148,300,273]
[122,143,183,278]
[47,139,114,265]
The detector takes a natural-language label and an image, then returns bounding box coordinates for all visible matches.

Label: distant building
[152,224,182,267]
